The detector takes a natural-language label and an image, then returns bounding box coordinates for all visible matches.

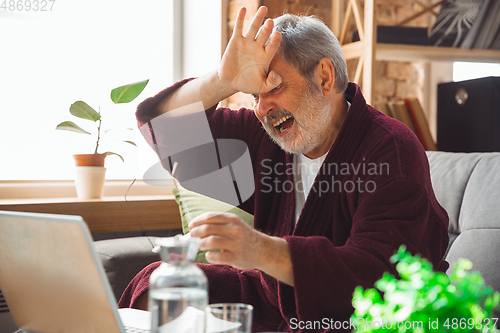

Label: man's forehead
[269,54,304,84]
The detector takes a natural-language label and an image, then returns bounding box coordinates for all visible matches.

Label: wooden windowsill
[0,195,173,205]
[0,195,182,234]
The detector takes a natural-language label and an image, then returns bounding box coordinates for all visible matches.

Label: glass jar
[149,235,208,333]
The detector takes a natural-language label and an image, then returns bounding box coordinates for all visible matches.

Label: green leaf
[351,245,500,333]
[105,128,134,133]
[69,101,101,121]
[105,151,124,162]
[56,121,91,135]
[121,140,137,147]
[110,79,149,104]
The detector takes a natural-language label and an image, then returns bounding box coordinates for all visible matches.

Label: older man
[119,6,449,332]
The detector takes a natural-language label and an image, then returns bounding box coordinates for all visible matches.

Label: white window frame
[2,0,225,202]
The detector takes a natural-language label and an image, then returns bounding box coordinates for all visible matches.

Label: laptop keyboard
[124,326,150,333]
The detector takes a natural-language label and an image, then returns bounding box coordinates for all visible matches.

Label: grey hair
[272,13,349,93]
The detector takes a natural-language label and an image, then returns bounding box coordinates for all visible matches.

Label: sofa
[1,151,499,332]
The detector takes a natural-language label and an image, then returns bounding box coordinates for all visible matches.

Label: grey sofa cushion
[445,229,500,289]
[426,152,484,240]
[459,154,500,231]
[427,151,500,296]
[94,236,160,302]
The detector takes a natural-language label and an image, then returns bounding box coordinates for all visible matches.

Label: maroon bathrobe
[119,81,449,332]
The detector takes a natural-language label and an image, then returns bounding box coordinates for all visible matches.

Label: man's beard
[261,84,333,155]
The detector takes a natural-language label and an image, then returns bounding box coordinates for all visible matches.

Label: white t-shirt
[293,101,350,224]
[293,152,328,224]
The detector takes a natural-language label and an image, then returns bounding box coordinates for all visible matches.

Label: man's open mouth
[272,115,295,134]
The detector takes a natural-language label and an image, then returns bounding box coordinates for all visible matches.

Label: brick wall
[370,0,430,107]
[264,0,332,28]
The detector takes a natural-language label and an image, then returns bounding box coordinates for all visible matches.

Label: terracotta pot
[73,154,107,199]
[73,153,106,167]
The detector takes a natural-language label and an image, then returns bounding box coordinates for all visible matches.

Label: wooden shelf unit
[336,0,500,105]
[343,41,500,64]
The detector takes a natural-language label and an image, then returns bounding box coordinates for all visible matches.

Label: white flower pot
[74,166,106,199]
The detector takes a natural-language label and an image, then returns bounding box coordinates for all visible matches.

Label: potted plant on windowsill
[56,79,149,199]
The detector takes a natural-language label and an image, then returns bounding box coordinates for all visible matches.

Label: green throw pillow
[172,187,254,263]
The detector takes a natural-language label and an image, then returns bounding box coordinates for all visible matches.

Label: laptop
[0,210,151,333]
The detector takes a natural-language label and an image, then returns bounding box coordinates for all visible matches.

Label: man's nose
[255,93,276,120]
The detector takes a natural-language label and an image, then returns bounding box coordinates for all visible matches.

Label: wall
[369,0,429,107]
[264,0,333,27]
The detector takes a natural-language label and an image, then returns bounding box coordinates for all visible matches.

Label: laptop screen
[0,211,123,332]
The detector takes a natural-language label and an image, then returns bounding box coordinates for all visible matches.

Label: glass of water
[206,303,253,333]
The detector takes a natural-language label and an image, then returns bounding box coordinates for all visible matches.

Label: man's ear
[315,57,336,95]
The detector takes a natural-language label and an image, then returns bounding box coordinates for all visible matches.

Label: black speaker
[437,76,500,152]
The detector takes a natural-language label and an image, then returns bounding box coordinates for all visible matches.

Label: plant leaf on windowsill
[120,140,137,147]
[104,128,134,133]
[69,101,101,121]
[105,152,124,162]
[56,121,91,135]
[110,79,149,104]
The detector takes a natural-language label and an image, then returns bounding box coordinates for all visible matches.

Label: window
[0,0,223,183]
[453,62,500,82]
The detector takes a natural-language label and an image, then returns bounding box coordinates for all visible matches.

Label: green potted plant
[56,79,149,199]
[352,246,499,332]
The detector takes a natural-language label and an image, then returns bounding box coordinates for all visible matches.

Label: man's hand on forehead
[217,6,282,96]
